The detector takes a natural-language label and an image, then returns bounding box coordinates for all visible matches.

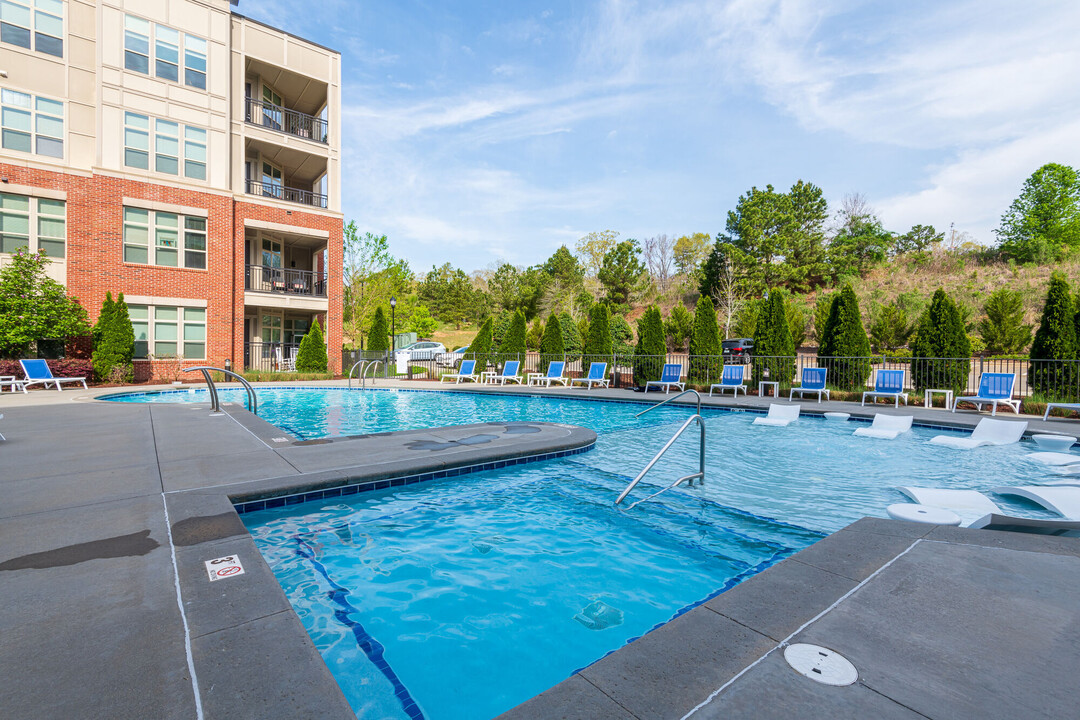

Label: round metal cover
[784,644,858,686]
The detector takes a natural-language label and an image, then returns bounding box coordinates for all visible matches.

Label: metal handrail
[616,407,706,507]
[183,366,258,415]
[347,359,385,388]
[635,388,702,418]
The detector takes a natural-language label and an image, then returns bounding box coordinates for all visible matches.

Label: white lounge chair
[570,362,610,389]
[440,359,479,384]
[952,372,1020,416]
[19,358,87,391]
[862,369,908,408]
[789,367,829,403]
[752,403,800,427]
[968,513,1080,537]
[528,361,569,387]
[992,486,1080,519]
[488,360,523,385]
[897,487,1002,526]
[853,414,913,440]
[1025,452,1080,467]
[929,418,1027,449]
[1044,402,1080,421]
[709,365,747,397]
[645,363,684,394]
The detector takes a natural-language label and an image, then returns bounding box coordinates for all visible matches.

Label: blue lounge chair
[488,360,523,385]
[789,367,829,403]
[440,359,479,384]
[862,369,908,408]
[571,362,610,390]
[645,363,684,393]
[19,358,87,391]
[528,361,569,387]
[708,365,747,397]
[953,372,1020,416]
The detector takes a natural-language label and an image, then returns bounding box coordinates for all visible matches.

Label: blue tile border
[232,442,595,514]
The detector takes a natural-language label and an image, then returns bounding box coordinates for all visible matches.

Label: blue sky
[242,0,1080,272]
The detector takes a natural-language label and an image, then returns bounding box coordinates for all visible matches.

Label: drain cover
[784,644,858,686]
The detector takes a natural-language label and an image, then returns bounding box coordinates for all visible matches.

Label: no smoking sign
[205,555,245,582]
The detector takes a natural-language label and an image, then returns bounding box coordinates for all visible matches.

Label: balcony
[245,264,327,297]
[245,179,328,209]
[245,97,328,144]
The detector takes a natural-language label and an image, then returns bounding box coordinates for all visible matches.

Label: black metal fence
[245,342,301,372]
[245,264,328,297]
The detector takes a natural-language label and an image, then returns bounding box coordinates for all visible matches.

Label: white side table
[924,389,953,409]
[758,381,779,397]
[480,371,499,384]
[886,503,961,526]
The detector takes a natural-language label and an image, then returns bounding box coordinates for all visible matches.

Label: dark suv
[722,338,754,363]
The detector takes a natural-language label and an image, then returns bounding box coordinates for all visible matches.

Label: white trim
[243,217,329,239]
[124,296,208,307]
[0,184,66,200]
[122,197,209,217]
[160,494,205,720]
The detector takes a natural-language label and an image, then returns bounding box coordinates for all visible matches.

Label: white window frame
[0,192,65,258]
[1,0,62,58]
[122,207,207,270]
[1,87,63,159]
[129,303,206,360]
[123,111,207,181]
[123,14,207,91]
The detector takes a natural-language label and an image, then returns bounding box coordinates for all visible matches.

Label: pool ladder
[615,389,705,510]
[347,360,385,388]
[183,366,258,415]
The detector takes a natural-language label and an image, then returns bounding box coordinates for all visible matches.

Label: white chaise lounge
[897,487,1002,526]
[853,414,913,440]
[929,418,1027,449]
[991,486,1080,520]
[1025,452,1080,467]
[752,404,800,427]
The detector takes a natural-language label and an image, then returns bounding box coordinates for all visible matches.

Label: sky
[240,0,1080,272]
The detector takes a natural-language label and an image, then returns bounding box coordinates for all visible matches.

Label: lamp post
[389,296,397,352]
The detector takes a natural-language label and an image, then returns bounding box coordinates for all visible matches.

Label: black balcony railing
[244,341,302,372]
[245,97,328,144]
[245,264,328,297]
[246,179,328,209]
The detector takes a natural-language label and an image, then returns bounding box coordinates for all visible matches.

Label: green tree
[498,310,527,369]
[634,305,667,385]
[664,304,694,352]
[732,298,762,339]
[689,294,721,383]
[469,316,494,371]
[597,240,646,312]
[978,288,1032,356]
[342,224,413,346]
[610,314,634,363]
[526,318,545,350]
[575,230,620,276]
[92,292,135,382]
[295,319,328,372]
[894,224,944,255]
[406,305,438,337]
[558,311,583,362]
[92,292,115,350]
[417,263,488,327]
[584,302,612,359]
[673,232,712,278]
[0,248,89,358]
[698,240,734,301]
[784,180,830,291]
[828,215,894,278]
[539,312,564,372]
[996,163,1080,262]
[870,303,913,352]
[819,284,872,389]
[1029,273,1077,396]
[724,184,791,294]
[785,297,807,350]
[492,310,514,348]
[753,291,796,384]
[367,306,389,354]
[911,289,971,392]
[813,293,832,346]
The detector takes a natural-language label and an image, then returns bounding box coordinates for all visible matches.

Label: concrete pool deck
[1,381,1078,719]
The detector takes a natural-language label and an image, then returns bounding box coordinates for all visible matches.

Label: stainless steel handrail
[347,359,365,387]
[635,388,702,418]
[616,390,706,508]
[360,360,383,387]
[183,366,258,415]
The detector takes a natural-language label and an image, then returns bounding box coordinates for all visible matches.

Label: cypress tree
[539,312,564,372]
[610,314,634,364]
[633,305,666,386]
[295,319,328,372]
[498,310,527,370]
[470,316,494,371]
[818,284,872,390]
[92,292,114,350]
[753,290,796,385]
[911,288,971,392]
[492,310,514,348]
[689,294,721,383]
[92,292,134,382]
[1029,273,1077,396]
[558,311,582,363]
[367,306,389,354]
[584,302,613,360]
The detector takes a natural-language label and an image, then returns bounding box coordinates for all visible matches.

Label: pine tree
[911,288,971,392]
[367,306,389,354]
[752,290,795,384]
[539,312,564,372]
[664,304,694,352]
[498,310,527,371]
[610,314,634,363]
[818,284,871,390]
[978,288,1032,356]
[689,294,721,383]
[92,292,114,350]
[295,319,328,372]
[1029,273,1077,396]
[633,305,667,386]
[92,292,134,382]
[470,316,494,371]
[558,311,582,363]
[584,302,612,360]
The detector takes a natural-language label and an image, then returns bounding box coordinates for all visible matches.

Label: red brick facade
[0,162,343,378]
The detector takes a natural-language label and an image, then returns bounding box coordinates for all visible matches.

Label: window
[2,88,63,158]
[123,207,207,269]
[261,314,281,344]
[0,193,65,258]
[124,15,206,90]
[129,304,206,359]
[2,0,62,57]
[124,112,207,180]
[284,318,308,345]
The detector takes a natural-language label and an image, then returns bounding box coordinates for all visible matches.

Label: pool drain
[783,644,858,686]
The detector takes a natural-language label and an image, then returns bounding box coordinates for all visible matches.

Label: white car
[398,341,446,361]
[436,345,469,367]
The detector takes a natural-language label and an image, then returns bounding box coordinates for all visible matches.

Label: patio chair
[789,367,829,403]
[929,417,1027,449]
[853,413,913,440]
[571,362,610,390]
[896,487,1002,527]
[527,361,569,387]
[440,359,479,384]
[1044,402,1080,421]
[488,360,523,386]
[952,372,1020,416]
[752,403,800,427]
[19,359,88,391]
[992,486,1080,520]
[862,369,908,408]
[708,365,747,397]
[645,363,684,394]
[281,347,297,372]
[0,375,27,394]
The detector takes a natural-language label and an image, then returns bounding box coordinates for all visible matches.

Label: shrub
[92,292,135,382]
[812,293,832,346]
[785,298,807,350]
[470,316,494,370]
[406,304,438,337]
[558,312,582,363]
[689,295,721,383]
[1029,272,1077,396]
[633,305,666,385]
[584,302,613,358]
[911,288,971,392]
[492,310,514,348]
[610,314,634,364]
[497,310,527,368]
[367,306,389,354]
[539,312,564,372]
[526,318,544,350]
[0,248,90,358]
[295,319,328,372]
[664,304,694,352]
[869,302,912,352]
[818,284,872,390]
[753,290,795,384]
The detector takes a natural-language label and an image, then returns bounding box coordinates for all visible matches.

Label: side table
[758,380,779,398]
[924,389,953,410]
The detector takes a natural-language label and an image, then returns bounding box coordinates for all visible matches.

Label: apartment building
[0,0,344,376]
